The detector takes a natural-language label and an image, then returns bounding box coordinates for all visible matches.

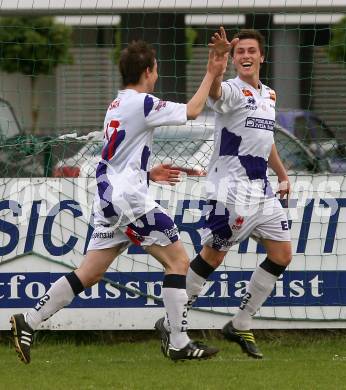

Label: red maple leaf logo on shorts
[235,216,244,226]
[232,216,245,230]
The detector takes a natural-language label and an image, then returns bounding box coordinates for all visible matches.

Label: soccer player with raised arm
[158,28,292,359]
[10,40,228,364]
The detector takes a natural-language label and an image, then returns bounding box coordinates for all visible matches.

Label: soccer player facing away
[158,28,292,359]
[10,41,228,364]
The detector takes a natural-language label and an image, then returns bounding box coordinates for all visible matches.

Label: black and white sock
[25,272,84,330]
[232,257,286,330]
[162,255,215,331]
[186,254,216,307]
[162,274,190,349]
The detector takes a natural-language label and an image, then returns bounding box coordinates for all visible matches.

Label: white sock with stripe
[25,272,84,330]
[232,258,286,330]
[162,274,190,349]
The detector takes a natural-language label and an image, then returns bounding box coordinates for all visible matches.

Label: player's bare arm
[268,143,290,199]
[208,26,239,100]
[186,50,228,119]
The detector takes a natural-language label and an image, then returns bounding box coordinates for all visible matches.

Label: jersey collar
[235,76,263,95]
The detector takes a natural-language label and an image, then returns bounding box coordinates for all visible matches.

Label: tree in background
[0,17,73,133]
[328,16,346,64]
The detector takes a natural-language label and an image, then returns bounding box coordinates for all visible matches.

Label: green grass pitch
[0,330,345,390]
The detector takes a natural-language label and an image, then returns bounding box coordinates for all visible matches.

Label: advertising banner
[1,175,345,329]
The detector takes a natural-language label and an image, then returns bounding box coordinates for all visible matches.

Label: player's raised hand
[208,26,239,56]
[207,49,228,78]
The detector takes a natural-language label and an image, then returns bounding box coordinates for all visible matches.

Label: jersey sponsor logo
[164,226,179,239]
[269,90,276,101]
[155,100,167,111]
[242,88,253,97]
[232,216,245,230]
[92,231,115,239]
[245,97,257,110]
[245,117,275,131]
[108,99,120,110]
[212,233,232,250]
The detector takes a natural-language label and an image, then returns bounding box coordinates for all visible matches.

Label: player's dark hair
[119,40,156,87]
[230,29,265,57]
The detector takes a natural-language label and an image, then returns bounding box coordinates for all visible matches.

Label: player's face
[147,59,158,92]
[232,39,264,82]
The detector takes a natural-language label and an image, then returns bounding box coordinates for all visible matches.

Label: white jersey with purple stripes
[206,76,277,205]
[92,88,187,228]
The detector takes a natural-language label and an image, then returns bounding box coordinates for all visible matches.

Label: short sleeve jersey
[93,89,187,227]
[206,76,277,204]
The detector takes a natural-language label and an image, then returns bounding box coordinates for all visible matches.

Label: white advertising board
[1,175,346,329]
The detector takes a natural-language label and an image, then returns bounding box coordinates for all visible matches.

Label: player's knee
[283,250,292,266]
[208,256,224,269]
[164,255,189,275]
[200,246,225,269]
[77,271,103,288]
[90,273,104,287]
[266,241,292,267]
[280,245,292,266]
[178,256,190,274]
[272,248,292,266]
